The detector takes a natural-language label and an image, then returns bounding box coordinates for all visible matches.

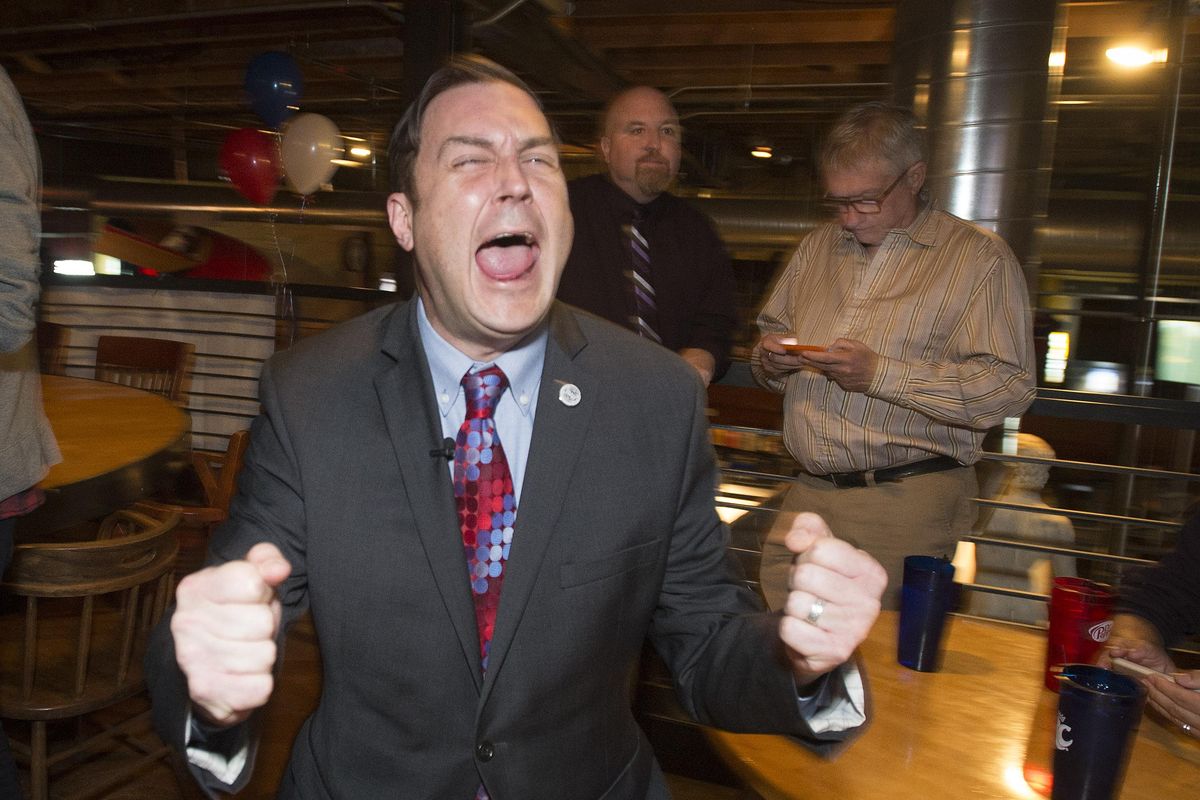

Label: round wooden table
[705,612,1200,799]
[18,375,190,533]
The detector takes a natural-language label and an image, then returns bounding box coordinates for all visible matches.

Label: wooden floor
[10,614,745,799]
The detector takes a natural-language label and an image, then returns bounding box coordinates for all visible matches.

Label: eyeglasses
[820,166,912,214]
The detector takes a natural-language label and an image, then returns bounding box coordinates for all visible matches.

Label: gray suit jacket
[148,299,843,799]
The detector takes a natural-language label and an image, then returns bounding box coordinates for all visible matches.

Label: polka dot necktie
[453,366,516,676]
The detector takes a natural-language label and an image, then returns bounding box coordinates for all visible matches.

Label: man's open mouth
[476,231,538,280]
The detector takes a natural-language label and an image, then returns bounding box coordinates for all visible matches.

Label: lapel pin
[558,383,581,407]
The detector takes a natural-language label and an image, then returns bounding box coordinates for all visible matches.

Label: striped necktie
[625,208,661,343]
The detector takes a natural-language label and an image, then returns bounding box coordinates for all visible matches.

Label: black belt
[811,455,963,489]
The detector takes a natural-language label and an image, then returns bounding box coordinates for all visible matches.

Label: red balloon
[219,128,280,205]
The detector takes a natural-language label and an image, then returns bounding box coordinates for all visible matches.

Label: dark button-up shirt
[557,173,737,380]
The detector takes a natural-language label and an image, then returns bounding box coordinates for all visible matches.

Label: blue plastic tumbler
[897,555,956,672]
[1052,664,1146,800]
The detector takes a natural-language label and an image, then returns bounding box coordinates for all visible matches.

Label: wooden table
[705,612,1200,799]
[17,375,190,533]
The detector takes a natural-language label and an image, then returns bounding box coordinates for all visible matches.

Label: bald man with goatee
[557,86,737,385]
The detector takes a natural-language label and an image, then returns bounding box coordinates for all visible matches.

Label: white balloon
[281,112,341,195]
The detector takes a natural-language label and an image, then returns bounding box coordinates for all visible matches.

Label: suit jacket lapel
[374,300,483,687]
[482,304,596,700]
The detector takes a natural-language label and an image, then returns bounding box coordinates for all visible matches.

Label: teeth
[487,232,534,247]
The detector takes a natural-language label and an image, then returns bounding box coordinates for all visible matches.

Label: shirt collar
[416,297,547,421]
[906,199,939,246]
[600,174,661,221]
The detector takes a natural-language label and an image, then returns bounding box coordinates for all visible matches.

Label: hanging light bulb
[1105,44,1168,68]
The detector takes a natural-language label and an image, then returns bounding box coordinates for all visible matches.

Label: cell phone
[777,336,823,353]
[1110,656,1173,682]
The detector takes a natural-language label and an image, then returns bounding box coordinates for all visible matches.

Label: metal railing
[710,367,1199,654]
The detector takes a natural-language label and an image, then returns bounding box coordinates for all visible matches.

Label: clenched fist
[776,512,887,684]
[171,542,292,727]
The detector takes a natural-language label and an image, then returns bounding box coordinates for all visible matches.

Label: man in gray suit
[149,57,886,799]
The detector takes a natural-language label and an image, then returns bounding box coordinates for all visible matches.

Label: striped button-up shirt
[753,203,1035,474]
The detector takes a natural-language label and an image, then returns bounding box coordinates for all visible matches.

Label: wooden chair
[136,430,250,577]
[35,320,69,376]
[93,335,193,402]
[0,508,180,800]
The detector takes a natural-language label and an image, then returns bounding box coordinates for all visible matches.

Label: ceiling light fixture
[751,145,773,159]
[1105,45,1168,68]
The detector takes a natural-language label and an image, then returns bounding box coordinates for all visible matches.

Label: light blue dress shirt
[416,298,545,502]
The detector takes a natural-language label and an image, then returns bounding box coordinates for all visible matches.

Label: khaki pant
[759,466,978,611]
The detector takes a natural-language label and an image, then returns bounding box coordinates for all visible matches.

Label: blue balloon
[244,51,304,128]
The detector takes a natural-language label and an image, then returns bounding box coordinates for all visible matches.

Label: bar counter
[705,612,1200,799]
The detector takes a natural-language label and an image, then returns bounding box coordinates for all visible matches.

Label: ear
[387,193,415,252]
[599,135,612,165]
[907,161,927,194]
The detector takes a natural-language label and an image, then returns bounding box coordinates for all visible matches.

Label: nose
[836,204,861,225]
[495,154,532,202]
[643,131,660,152]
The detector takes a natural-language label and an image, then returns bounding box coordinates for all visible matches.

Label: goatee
[634,162,672,198]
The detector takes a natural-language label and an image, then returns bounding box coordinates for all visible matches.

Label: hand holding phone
[777,336,823,354]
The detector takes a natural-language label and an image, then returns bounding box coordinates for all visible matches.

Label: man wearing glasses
[751,101,1036,609]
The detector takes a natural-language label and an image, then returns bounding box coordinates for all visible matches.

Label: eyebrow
[437,134,558,158]
[622,118,680,129]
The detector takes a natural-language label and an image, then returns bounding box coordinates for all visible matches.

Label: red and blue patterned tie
[453,366,516,675]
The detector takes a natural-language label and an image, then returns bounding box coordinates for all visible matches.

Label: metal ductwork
[891,0,1066,288]
[691,194,1200,278]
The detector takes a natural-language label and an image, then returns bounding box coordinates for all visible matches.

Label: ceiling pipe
[892,0,1066,295]
[472,0,535,28]
[0,1,404,38]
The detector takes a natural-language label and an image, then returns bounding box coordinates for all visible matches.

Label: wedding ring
[805,598,825,626]
[1183,722,1193,734]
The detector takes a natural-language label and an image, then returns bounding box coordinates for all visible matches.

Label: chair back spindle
[94,335,192,402]
[35,320,69,376]
[0,508,181,800]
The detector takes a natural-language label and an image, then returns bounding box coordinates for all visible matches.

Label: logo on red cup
[1088,620,1113,642]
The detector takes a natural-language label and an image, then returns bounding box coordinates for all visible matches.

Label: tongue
[476,243,535,280]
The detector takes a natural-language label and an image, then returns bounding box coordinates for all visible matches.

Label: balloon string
[268,206,299,348]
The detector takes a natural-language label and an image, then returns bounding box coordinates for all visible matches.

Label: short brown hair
[387,55,555,201]
[820,101,924,176]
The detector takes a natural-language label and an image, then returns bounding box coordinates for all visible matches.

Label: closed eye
[452,155,491,168]
[523,152,558,168]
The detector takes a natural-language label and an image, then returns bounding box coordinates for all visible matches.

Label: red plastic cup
[1044,577,1114,691]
